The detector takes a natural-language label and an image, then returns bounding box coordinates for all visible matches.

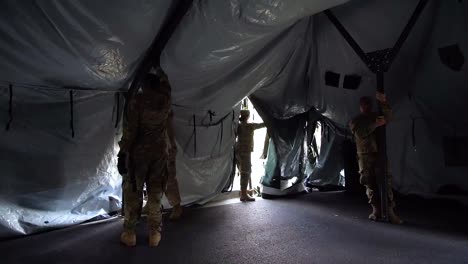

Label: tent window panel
[343,74,362,90]
[325,71,340,88]
[438,44,465,72]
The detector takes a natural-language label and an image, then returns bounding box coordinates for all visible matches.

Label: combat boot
[169,204,183,221]
[240,191,255,202]
[120,230,136,247]
[149,231,161,247]
[368,204,381,221]
[388,207,403,225]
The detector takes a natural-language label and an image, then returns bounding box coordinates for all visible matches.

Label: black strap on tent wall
[208,110,216,124]
[219,119,224,153]
[192,115,197,156]
[184,111,235,160]
[5,84,13,131]
[324,0,428,222]
[69,90,75,138]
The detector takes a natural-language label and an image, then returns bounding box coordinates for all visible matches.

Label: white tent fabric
[1,0,467,238]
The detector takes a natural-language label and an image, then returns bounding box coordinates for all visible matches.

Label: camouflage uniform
[119,83,171,233]
[235,119,265,191]
[349,101,395,212]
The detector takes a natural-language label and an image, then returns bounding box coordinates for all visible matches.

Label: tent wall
[0,0,172,238]
[0,90,121,237]
[306,0,468,195]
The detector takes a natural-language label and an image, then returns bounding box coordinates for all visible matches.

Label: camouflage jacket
[119,88,172,156]
[236,122,265,153]
[349,101,392,154]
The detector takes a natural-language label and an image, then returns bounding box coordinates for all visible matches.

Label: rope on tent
[5,84,13,131]
[0,80,125,93]
[184,111,236,157]
[69,90,75,138]
[200,111,232,127]
[208,110,216,124]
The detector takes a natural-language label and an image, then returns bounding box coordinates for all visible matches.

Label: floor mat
[2,192,468,264]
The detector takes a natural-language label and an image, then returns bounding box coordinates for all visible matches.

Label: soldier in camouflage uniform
[117,72,172,247]
[236,109,265,202]
[140,75,183,221]
[349,92,403,224]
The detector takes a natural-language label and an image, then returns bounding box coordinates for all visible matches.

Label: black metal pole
[376,73,389,222]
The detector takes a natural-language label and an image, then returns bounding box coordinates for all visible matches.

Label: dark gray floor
[2,192,468,264]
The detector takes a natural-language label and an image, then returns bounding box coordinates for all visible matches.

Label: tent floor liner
[2,191,468,264]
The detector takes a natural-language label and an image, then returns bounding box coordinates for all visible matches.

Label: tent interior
[1,0,468,262]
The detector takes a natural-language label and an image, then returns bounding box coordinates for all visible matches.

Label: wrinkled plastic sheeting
[0,0,172,238]
[307,127,345,187]
[254,97,309,193]
[270,114,308,180]
[160,105,240,207]
[167,142,234,206]
[0,0,171,90]
[162,0,349,114]
[161,0,349,200]
[0,90,122,238]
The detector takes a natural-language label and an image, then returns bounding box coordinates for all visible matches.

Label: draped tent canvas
[0,0,467,238]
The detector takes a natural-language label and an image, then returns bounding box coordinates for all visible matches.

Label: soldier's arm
[349,119,377,139]
[252,123,266,130]
[380,101,393,122]
[119,97,140,153]
[376,92,393,122]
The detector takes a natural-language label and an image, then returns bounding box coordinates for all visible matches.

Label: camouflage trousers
[165,151,181,206]
[358,153,395,208]
[236,151,252,191]
[123,155,167,232]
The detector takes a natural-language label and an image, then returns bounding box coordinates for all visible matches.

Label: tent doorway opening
[232,98,267,196]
